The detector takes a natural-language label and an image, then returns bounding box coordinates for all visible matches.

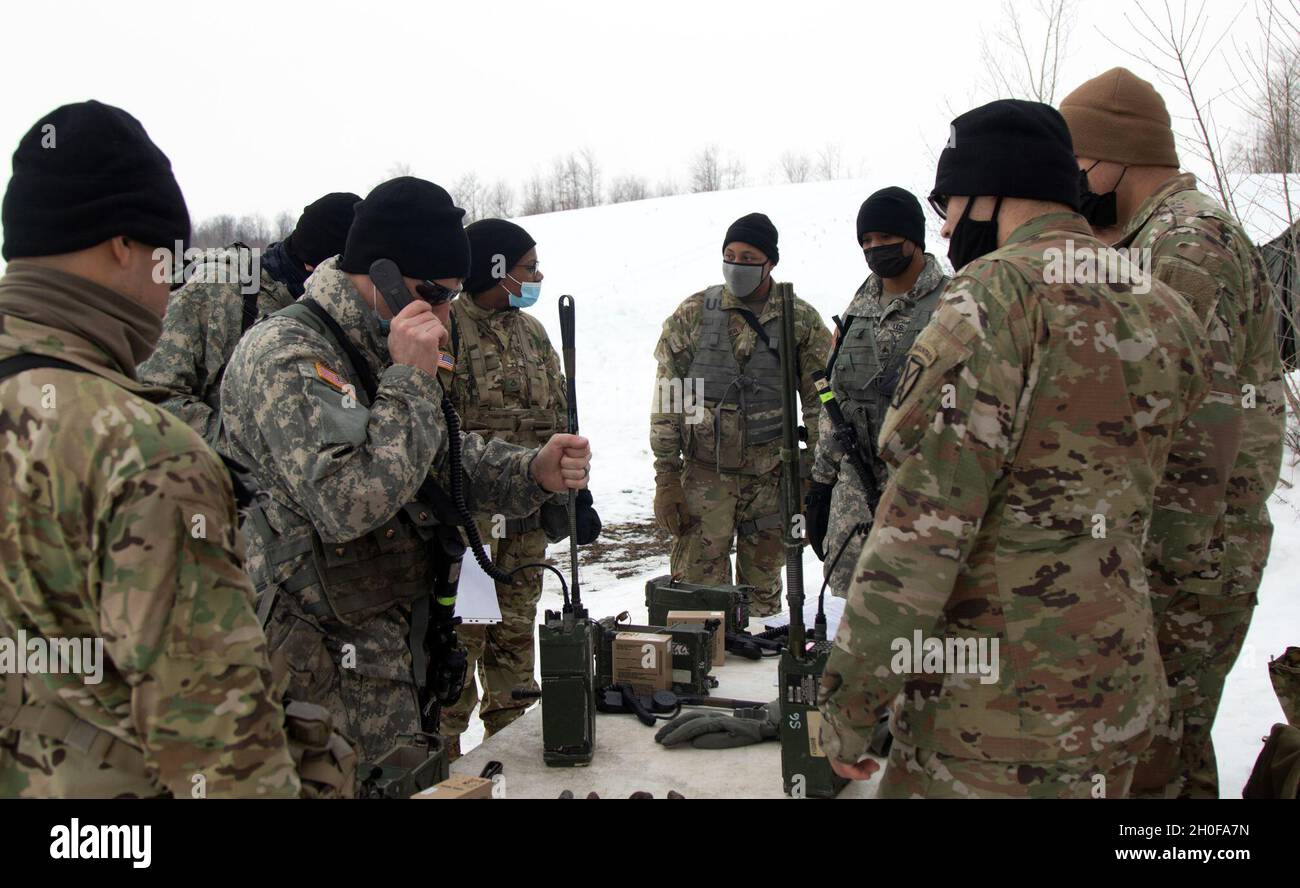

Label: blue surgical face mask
[508,275,541,309]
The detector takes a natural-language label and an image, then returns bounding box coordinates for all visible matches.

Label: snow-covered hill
[464,179,1297,798]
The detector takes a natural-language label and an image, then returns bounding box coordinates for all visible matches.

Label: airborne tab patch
[315,361,348,393]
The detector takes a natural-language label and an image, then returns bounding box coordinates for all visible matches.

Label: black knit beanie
[2,100,190,260]
[286,191,360,267]
[339,177,469,281]
[464,218,536,295]
[934,99,1080,210]
[856,186,926,249]
[722,212,779,264]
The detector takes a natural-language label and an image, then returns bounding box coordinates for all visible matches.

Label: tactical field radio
[595,613,719,696]
[535,295,598,766]
[358,733,449,799]
[644,575,751,635]
[775,283,848,800]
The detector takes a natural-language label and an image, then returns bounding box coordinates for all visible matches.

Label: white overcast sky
[0,0,1272,222]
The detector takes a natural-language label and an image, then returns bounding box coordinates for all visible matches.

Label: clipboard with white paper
[454,550,502,625]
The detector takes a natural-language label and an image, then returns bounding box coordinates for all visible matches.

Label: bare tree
[521,173,549,216]
[1236,0,1300,174]
[814,142,844,181]
[453,172,486,223]
[487,179,515,218]
[1104,0,1246,215]
[579,147,602,208]
[979,0,1077,103]
[609,174,650,203]
[690,144,723,192]
[779,150,812,184]
[721,155,747,190]
[273,210,295,241]
[654,177,681,198]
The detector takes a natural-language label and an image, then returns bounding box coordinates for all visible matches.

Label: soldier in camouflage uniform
[651,214,831,616]
[221,179,592,761]
[1062,68,1287,799]
[441,219,601,757]
[0,101,300,797]
[818,100,1215,798]
[138,192,359,450]
[807,187,950,596]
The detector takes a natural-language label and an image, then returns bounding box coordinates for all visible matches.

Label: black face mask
[864,242,915,279]
[1079,162,1126,229]
[947,196,1002,272]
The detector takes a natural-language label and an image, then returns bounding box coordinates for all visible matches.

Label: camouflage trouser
[267,604,420,764]
[441,526,547,755]
[1131,592,1255,799]
[878,740,1139,799]
[823,468,877,598]
[670,461,784,616]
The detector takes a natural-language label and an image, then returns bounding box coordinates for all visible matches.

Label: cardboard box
[412,774,494,799]
[667,610,726,665]
[612,631,672,695]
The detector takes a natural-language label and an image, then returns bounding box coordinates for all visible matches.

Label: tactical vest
[450,303,561,449]
[0,351,356,798]
[251,301,466,631]
[685,285,785,472]
[831,280,944,458]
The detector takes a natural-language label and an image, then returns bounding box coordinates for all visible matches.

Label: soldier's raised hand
[388,299,450,377]
[531,433,591,492]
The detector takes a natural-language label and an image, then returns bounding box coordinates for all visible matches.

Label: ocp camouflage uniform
[812,254,949,596]
[818,213,1214,799]
[220,257,551,761]
[138,242,299,450]
[1121,173,1287,799]
[440,294,567,751]
[0,261,300,798]
[651,283,831,616]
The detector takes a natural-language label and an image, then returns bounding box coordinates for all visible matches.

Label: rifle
[812,369,881,516]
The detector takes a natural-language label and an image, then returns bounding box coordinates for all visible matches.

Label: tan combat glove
[654,473,690,536]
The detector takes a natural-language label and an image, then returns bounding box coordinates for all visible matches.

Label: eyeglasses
[927,191,949,221]
[514,262,541,278]
[416,281,462,305]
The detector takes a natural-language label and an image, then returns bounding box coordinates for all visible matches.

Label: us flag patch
[315,361,348,392]
[437,352,456,372]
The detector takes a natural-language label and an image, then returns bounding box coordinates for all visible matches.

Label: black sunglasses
[415,281,462,305]
[927,191,949,221]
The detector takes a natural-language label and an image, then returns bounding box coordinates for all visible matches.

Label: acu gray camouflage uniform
[220,257,551,761]
[138,243,297,450]
[812,253,949,595]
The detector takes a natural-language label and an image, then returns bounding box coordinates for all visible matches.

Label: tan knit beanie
[1059,67,1180,167]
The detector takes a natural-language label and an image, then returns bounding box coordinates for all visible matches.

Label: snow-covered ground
[457,179,1298,798]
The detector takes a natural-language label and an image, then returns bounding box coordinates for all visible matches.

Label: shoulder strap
[0,352,95,383]
[826,314,855,380]
[734,307,773,350]
[293,299,380,404]
[240,288,260,336]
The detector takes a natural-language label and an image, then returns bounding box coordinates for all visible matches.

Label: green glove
[654,705,779,749]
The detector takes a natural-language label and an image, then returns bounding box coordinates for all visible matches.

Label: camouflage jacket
[818,214,1213,765]
[220,258,550,675]
[0,261,299,798]
[813,255,949,593]
[651,282,832,478]
[449,294,567,449]
[138,244,296,450]
[1117,173,1286,612]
